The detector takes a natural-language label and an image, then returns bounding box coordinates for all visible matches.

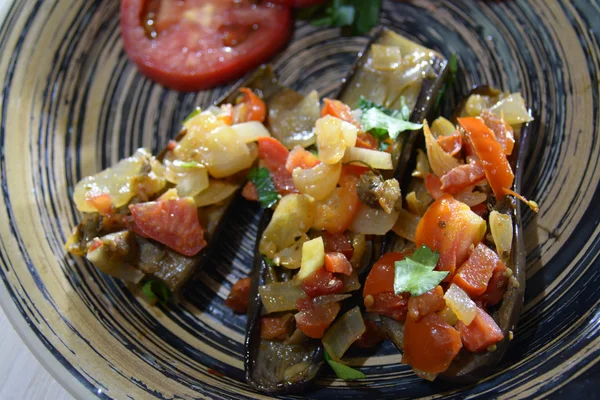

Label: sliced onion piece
[489,210,513,261]
[292,162,342,201]
[176,167,210,197]
[349,204,399,235]
[204,126,255,178]
[340,271,361,293]
[411,149,431,179]
[413,368,437,382]
[193,180,238,207]
[313,294,352,307]
[392,208,421,242]
[316,115,358,164]
[297,237,325,281]
[322,306,366,362]
[343,147,393,170]
[230,121,271,143]
[489,93,534,126]
[455,190,488,207]
[259,281,306,314]
[443,284,477,325]
[273,235,309,270]
[424,122,460,177]
[430,117,456,137]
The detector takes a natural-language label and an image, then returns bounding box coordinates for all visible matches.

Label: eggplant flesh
[245,27,447,394]
[382,86,528,383]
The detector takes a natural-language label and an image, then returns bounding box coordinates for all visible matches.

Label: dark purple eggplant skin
[244,26,448,394]
[382,85,529,384]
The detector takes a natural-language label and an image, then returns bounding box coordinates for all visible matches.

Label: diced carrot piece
[453,243,503,297]
[458,307,503,352]
[285,145,320,173]
[324,252,353,276]
[439,161,486,195]
[260,313,295,340]
[408,286,445,321]
[437,133,462,156]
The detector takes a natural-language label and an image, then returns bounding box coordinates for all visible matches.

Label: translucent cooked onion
[489,210,513,261]
[455,190,488,207]
[343,147,393,170]
[444,284,477,325]
[424,122,460,177]
[315,115,358,164]
[292,162,342,201]
[175,167,209,197]
[230,121,271,143]
[322,307,366,362]
[260,194,316,258]
[411,149,431,179]
[269,90,320,149]
[392,208,421,242]
[313,294,352,307]
[193,180,238,207]
[348,233,366,269]
[430,117,456,137]
[259,281,306,314]
[203,126,255,178]
[340,272,361,293]
[489,93,534,126]
[273,235,309,270]
[349,204,399,235]
[413,368,437,382]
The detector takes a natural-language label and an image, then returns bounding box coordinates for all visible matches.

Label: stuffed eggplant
[366,86,536,382]
[238,27,448,394]
[65,66,293,301]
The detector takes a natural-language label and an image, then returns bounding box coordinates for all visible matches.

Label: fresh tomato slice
[225,277,251,313]
[120,0,292,91]
[453,243,503,297]
[407,286,445,321]
[312,168,360,234]
[363,252,404,297]
[324,252,353,276]
[257,137,297,195]
[129,197,206,256]
[295,301,341,339]
[439,161,486,195]
[285,145,320,173]
[301,267,344,298]
[415,194,486,276]
[322,232,353,259]
[260,313,295,340]
[270,0,328,7]
[437,133,462,156]
[457,307,503,352]
[458,117,514,199]
[403,313,462,373]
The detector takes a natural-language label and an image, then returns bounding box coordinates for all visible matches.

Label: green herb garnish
[142,280,170,304]
[264,257,277,268]
[393,245,448,297]
[248,167,280,209]
[361,108,423,140]
[182,107,201,124]
[308,0,381,35]
[324,350,366,380]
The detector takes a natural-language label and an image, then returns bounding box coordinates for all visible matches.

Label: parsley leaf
[347,0,382,35]
[142,280,170,304]
[309,0,381,35]
[183,107,201,124]
[394,245,448,296]
[248,167,280,209]
[361,108,423,140]
[324,350,366,380]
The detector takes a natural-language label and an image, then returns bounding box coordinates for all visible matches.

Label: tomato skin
[260,313,295,340]
[285,145,320,173]
[407,286,445,321]
[301,267,344,298]
[321,99,356,124]
[453,243,503,297]
[312,168,360,234]
[120,0,292,91]
[225,277,251,313]
[366,292,409,321]
[481,110,515,155]
[439,161,486,195]
[437,133,462,156]
[270,0,328,7]
[354,320,387,348]
[324,252,353,276]
[257,137,297,195]
[457,307,503,352]
[295,302,341,339]
[322,232,353,260]
[425,173,443,200]
[403,313,462,373]
[458,117,514,199]
[237,88,267,123]
[364,252,404,297]
[130,197,206,256]
[415,194,486,276]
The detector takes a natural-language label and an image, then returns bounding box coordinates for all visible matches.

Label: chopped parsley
[142,280,170,305]
[394,245,448,297]
[247,167,280,209]
[324,350,366,380]
[361,108,423,140]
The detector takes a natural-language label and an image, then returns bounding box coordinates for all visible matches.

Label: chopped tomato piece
[257,137,297,195]
[260,313,295,340]
[241,182,258,201]
[218,104,234,125]
[322,232,353,259]
[415,194,486,276]
[354,320,387,348]
[458,117,514,199]
[225,277,251,313]
[407,286,445,321]
[88,238,104,253]
[403,313,462,373]
[356,132,378,150]
[285,145,320,173]
[474,263,509,307]
[453,243,503,297]
[130,197,206,256]
[364,252,404,296]
[312,168,360,233]
[301,267,343,298]
[470,203,488,218]
[324,252,353,276]
[238,88,266,122]
[437,133,462,156]
[481,110,515,155]
[439,161,486,195]
[425,173,443,200]
[458,307,504,352]
[321,98,356,124]
[295,301,341,339]
[343,164,370,176]
[365,292,409,321]
[86,193,114,216]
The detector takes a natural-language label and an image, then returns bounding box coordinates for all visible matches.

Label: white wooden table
[0,307,72,400]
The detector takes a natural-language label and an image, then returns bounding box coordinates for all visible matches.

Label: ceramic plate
[0,0,599,398]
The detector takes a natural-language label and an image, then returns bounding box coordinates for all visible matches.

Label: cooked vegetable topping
[248,167,280,209]
[324,350,365,380]
[361,107,423,140]
[393,245,447,297]
[310,0,382,36]
[142,280,170,304]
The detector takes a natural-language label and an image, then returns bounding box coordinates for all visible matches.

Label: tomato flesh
[120,0,292,91]
[270,0,328,7]
[453,243,503,297]
[437,133,462,156]
[439,161,486,195]
[295,302,341,339]
[257,137,297,195]
[130,197,206,256]
[364,252,404,297]
[324,252,353,276]
[458,307,504,352]
[354,320,387,348]
[285,145,320,173]
[474,262,509,307]
[322,232,353,260]
[225,277,251,313]
[407,286,445,321]
[260,313,295,340]
[301,267,344,298]
[321,99,356,125]
[312,168,360,234]
[425,173,443,200]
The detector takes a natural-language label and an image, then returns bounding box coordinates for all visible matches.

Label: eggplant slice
[381,86,529,383]
[245,27,448,394]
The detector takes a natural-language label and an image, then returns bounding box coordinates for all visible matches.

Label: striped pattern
[0,0,598,398]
